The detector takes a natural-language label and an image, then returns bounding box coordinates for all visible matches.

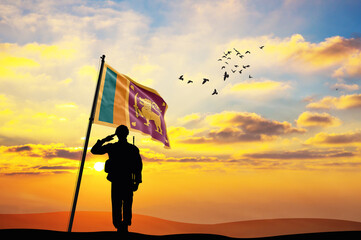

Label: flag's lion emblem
[133,92,163,135]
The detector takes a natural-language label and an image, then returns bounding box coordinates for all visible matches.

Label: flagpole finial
[101,55,106,60]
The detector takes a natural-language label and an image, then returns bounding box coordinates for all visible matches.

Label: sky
[1,0,361,225]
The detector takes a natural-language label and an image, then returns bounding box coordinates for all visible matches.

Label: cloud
[163,0,247,39]
[42,149,81,160]
[208,127,265,142]
[0,1,150,44]
[223,79,291,100]
[296,111,341,127]
[2,144,83,160]
[207,111,306,135]
[167,126,207,142]
[5,145,32,152]
[0,72,91,146]
[306,94,361,109]
[140,146,360,171]
[55,103,78,109]
[178,137,210,144]
[140,148,219,164]
[332,50,361,78]
[38,166,78,170]
[266,35,361,72]
[244,149,355,160]
[0,143,87,175]
[321,162,361,168]
[228,79,289,92]
[305,130,361,146]
[3,172,43,176]
[178,111,306,144]
[177,113,202,126]
[331,82,359,92]
[1,1,360,173]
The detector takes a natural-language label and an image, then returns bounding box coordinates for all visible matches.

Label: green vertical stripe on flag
[99,67,117,123]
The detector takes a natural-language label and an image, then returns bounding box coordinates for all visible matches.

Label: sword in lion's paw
[134,92,140,118]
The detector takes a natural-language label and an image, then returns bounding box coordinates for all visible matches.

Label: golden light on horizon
[2,0,361,226]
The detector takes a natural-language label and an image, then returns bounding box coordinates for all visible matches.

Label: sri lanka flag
[94,63,170,148]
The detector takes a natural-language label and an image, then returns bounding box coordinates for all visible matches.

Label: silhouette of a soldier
[91,125,142,233]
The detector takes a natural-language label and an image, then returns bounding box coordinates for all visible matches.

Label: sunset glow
[1,0,361,225]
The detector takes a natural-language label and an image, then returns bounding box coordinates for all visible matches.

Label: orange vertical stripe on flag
[113,74,129,126]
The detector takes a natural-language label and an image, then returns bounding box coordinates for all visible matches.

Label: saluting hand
[103,134,115,142]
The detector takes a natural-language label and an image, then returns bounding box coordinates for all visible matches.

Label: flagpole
[68,55,106,232]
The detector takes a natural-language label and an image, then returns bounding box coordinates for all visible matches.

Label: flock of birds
[178,45,264,95]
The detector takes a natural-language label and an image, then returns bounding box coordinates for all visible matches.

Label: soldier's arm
[91,135,114,155]
[91,139,108,155]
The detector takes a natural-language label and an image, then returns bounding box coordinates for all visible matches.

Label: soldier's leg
[123,190,134,226]
[111,183,123,230]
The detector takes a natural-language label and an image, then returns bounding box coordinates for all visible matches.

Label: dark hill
[1,229,361,240]
[2,212,361,238]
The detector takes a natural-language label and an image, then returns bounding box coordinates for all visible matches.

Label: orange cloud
[179,111,306,144]
[224,79,291,100]
[207,111,305,134]
[177,113,202,126]
[305,130,361,146]
[0,144,85,175]
[259,35,361,77]
[332,51,361,78]
[229,80,289,91]
[2,143,83,160]
[296,111,341,127]
[244,148,355,160]
[306,94,361,109]
[304,36,359,65]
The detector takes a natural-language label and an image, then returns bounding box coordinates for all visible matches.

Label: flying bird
[218,58,222,61]
[225,62,229,64]
[227,51,232,55]
[202,78,210,84]
[260,45,264,49]
[239,55,244,58]
[243,65,247,69]
[231,69,236,73]
[187,80,193,84]
[224,71,230,81]
[245,51,251,54]
[239,70,243,74]
[179,75,184,81]
[234,65,239,68]
[221,66,226,69]
[249,75,253,78]
[212,89,218,95]
[227,57,231,60]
